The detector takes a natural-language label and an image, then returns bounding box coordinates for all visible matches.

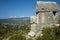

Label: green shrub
[9,31,26,40]
[36,26,60,40]
[27,38,33,40]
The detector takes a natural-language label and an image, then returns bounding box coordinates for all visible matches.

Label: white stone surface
[27,1,59,40]
[28,31,35,37]
[30,16,37,23]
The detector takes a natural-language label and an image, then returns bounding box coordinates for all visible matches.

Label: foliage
[0,23,30,40]
[9,30,26,40]
[36,26,60,40]
[57,18,60,24]
[27,38,33,40]
[0,18,60,40]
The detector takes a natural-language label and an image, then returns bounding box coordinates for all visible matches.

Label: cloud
[10,16,16,18]
[25,16,29,17]
[19,16,29,17]
[19,16,25,17]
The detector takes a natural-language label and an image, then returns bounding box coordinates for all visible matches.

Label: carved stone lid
[36,1,59,12]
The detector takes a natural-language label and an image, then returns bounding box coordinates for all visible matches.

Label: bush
[27,38,33,40]
[9,30,26,40]
[36,26,60,40]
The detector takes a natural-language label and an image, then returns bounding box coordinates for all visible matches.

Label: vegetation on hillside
[36,26,60,40]
[0,17,60,40]
[36,18,60,40]
[0,23,30,40]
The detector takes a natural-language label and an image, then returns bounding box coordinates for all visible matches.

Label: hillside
[0,17,30,24]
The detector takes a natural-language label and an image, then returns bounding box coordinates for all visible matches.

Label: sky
[0,0,60,18]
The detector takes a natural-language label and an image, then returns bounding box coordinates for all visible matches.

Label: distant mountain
[0,17,30,24]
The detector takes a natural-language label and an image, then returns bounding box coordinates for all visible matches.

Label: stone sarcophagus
[36,1,59,24]
[26,1,59,39]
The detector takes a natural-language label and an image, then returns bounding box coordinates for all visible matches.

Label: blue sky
[0,0,60,18]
